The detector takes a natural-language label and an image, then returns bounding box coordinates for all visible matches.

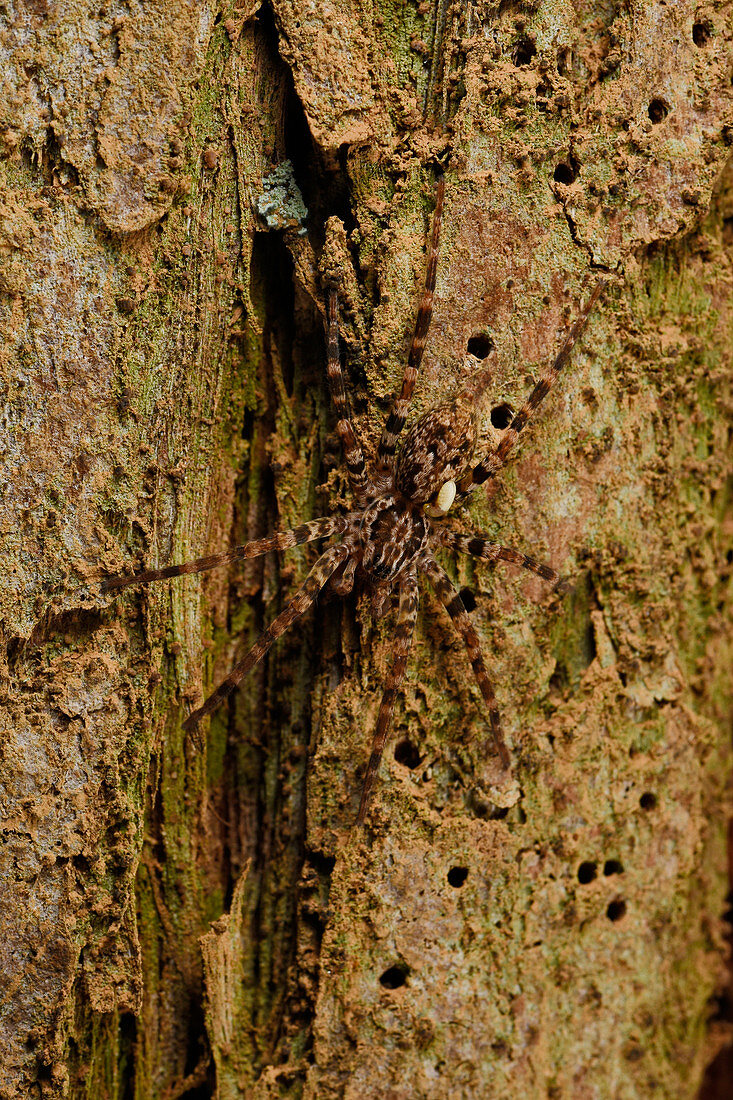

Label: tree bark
[0,1,731,1098]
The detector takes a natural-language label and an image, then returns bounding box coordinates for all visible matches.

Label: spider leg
[421,553,511,770]
[435,529,571,593]
[183,542,351,731]
[101,514,350,592]
[376,178,445,475]
[356,570,419,825]
[330,555,357,596]
[458,278,606,492]
[326,290,372,508]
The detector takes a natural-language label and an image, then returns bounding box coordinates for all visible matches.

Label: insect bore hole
[557,47,573,76]
[647,98,669,124]
[606,899,627,922]
[692,20,712,47]
[447,866,469,888]
[577,861,597,884]
[458,586,476,612]
[603,859,624,877]
[467,332,493,360]
[379,964,409,989]
[511,36,537,66]
[553,162,577,185]
[394,738,421,769]
[639,791,657,810]
[490,403,514,430]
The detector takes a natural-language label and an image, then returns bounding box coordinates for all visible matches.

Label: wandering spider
[103,179,605,825]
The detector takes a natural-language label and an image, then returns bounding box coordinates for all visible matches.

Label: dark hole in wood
[447,866,469,888]
[577,861,598,884]
[692,21,711,47]
[490,403,514,429]
[647,99,669,124]
[467,332,493,359]
[553,162,576,184]
[459,586,476,612]
[557,47,572,76]
[512,37,537,66]
[607,899,627,921]
[394,739,421,769]
[379,964,409,989]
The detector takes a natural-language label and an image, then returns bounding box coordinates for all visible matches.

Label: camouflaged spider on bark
[103,178,605,826]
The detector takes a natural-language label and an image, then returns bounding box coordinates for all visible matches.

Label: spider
[103,178,605,826]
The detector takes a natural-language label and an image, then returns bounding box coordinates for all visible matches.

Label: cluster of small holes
[467,332,493,359]
[577,859,626,919]
[490,403,514,430]
[447,866,469,888]
[379,964,409,989]
[394,738,421,769]
[647,99,669,124]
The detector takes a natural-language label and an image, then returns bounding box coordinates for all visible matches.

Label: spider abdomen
[395,402,476,503]
[359,495,429,581]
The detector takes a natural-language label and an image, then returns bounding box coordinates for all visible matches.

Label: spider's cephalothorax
[103,178,605,826]
[359,495,429,582]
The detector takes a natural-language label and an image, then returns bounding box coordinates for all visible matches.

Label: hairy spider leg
[330,554,357,596]
[356,571,420,825]
[101,514,350,592]
[376,177,445,474]
[422,554,510,770]
[326,290,372,508]
[459,278,607,492]
[435,529,572,594]
[183,543,352,731]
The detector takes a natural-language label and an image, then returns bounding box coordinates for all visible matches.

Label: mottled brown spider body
[358,495,429,583]
[395,403,477,503]
[104,178,605,826]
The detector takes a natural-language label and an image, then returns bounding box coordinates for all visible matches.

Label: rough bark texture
[0,1,732,1098]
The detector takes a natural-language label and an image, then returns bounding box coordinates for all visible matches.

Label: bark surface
[0,1,732,1098]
